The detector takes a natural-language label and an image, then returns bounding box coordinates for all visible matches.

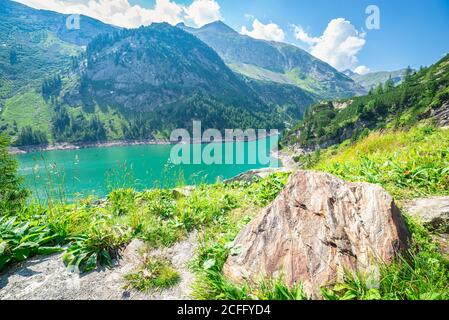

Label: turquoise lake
[16,137,279,199]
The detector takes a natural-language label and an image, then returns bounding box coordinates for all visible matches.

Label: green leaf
[12,248,31,261]
[0,255,11,272]
[84,253,98,272]
[37,246,63,255]
[420,292,442,300]
[365,288,382,300]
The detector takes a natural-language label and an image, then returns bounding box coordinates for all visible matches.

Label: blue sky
[16,0,449,73]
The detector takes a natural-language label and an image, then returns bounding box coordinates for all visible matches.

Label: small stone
[404,197,449,233]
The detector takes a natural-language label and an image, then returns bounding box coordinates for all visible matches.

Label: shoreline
[9,139,171,155]
[9,133,279,155]
[271,150,299,171]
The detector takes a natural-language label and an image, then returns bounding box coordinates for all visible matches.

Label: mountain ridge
[0,4,316,145]
[351,69,409,91]
[64,23,315,134]
[178,21,366,99]
[0,1,365,146]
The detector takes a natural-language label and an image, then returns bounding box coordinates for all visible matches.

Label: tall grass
[124,257,181,292]
[310,125,449,199]
[322,217,449,300]
[2,142,290,279]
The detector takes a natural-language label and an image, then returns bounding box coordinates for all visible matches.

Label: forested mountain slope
[63,23,313,136]
[283,55,449,149]
[0,0,115,97]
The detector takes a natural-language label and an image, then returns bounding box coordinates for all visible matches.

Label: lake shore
[9,140,171,155]
[9,133,279,155]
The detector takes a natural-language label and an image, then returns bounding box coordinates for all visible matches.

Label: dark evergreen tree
[9,50,18,65]
[14,126,48,146]
[0,134,28,212]
[384,76,395,91]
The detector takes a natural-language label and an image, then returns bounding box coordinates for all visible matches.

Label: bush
[63,222,131,272]
[0,216,62,271]
[124,257,180,292]
[107,189,137,216]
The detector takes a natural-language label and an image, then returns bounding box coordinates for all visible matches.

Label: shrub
[107,188,137,216]
[124,257,180,291]
[63,222,131,272]
[0,216,62,271]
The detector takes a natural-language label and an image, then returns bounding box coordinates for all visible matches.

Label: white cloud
[293,18,367,72]
[14,0,221,28]
[354,65,371,75]
[293,25,319,45]
[185,0,222,27]
[241,19,285,42]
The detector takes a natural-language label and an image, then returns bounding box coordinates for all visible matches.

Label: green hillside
[0,0,116,144]
[0,0,114,97]
[283,54,449,149]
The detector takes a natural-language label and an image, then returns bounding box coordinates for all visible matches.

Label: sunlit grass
[310,125,449,199]
[124,257,180,292]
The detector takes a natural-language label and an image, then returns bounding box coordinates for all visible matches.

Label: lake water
[16,137,279,200]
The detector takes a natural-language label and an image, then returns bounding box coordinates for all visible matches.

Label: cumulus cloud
[354,65,371,75]
[293,18,367,72]
[185,0,222,27]
[293,25,319,45]
[15,0,221,28]
[241,19,285,42]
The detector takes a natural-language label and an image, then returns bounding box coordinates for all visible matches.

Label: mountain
[1,0,116,46]
[0,2,316,144]
[283,54,449,149]
[64,24,315,135]
[350,69,409,91]
[0,1,315,145]
[0,0,115,99]
[178,21,365,99]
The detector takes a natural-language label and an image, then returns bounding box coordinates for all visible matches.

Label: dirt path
[0,232,197,300]
[274,150,299,171]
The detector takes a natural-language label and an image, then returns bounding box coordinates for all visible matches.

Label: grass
[2,164,449,300]
[0,91,53,140]
[321,217,449,300]
[284,68,324,96]
[190,124,449,300]
[0,172,290,276]
[0,215,62,270]
[3,127,449,299]
[275,123,449,300]
[300,124,449,199]
[190,173,303,300]
[124,257,180,292]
